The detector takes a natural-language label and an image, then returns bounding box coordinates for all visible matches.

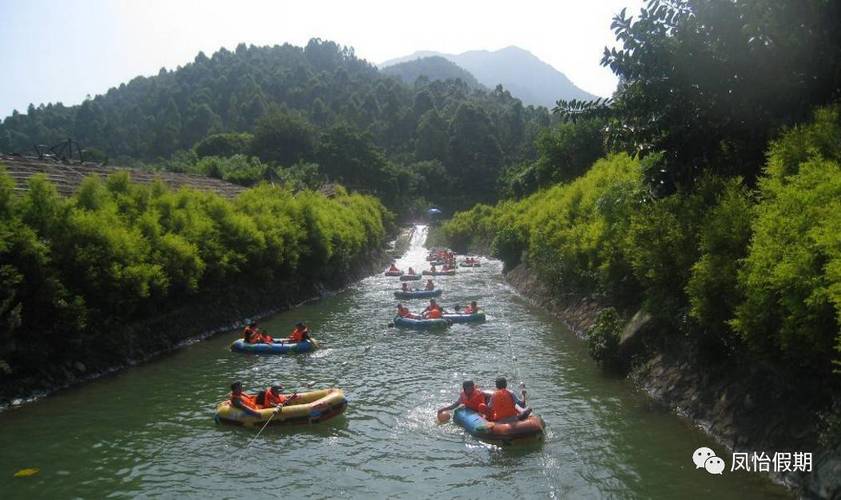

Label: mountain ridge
[381,46,598,107]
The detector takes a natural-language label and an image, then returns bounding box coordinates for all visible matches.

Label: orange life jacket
[427,308,442,319]
[260,333,273,344]
[489,389,518,421]
[290,327,308,343]
[244,327,262,344]
[263,389,289,407]
[230,391,260,411]
[460,389,487,414]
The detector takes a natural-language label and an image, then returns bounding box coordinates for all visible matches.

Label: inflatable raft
[384,270,404,277]
[453,406,544,442]
[459,262,481,268]
[393,316,449,330]
[429,260,445,266]
[230,338,319,354]
[442,312,486,323]
[399,274,422,281]
[215,388,347,426]
[422,270,456,276]
[394,289,443,300]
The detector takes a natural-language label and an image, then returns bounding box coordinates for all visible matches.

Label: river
[0,225,789,499]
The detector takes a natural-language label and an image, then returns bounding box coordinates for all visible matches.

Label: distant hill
[382,46,598,107]
[381,56,481,88]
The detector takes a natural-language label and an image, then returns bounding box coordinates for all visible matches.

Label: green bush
[491,224,527,269]
[686,179,754,344]
[0,165,391,378]
[587,308,622,366]
[733,158,841,370]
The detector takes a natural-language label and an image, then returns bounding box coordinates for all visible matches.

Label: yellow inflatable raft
[214,388,347,427]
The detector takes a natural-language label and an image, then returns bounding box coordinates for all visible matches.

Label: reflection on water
[0,225,790,499]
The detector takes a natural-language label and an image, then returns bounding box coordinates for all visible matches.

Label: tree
[414,109,448,162]
[561,0,841,192]
[194,132,253,158]
[447,103,503,204]
[250,109,316,166]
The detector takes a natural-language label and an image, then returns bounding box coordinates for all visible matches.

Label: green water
[0,226,790,499]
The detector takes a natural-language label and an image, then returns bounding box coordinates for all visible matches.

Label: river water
[0,225,789,499]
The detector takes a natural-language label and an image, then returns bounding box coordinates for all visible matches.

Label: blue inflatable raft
[392,316,449,330]
[453,406,544,442]
[230,338,319,354]
[442,312,486,323]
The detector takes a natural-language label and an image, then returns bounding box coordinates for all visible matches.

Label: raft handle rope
[237,393,297,461]
[235,385,312,463]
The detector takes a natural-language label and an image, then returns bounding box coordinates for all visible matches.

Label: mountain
[0,39,552,210]
[381,46,598,108]
[381,56,481,89]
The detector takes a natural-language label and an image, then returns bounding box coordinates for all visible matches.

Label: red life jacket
[489,389,518,421]
[460,389,487,414]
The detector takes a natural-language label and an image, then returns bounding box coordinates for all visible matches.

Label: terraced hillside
[0,155,246,198]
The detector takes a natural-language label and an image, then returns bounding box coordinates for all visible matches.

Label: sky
[0,0,646,118]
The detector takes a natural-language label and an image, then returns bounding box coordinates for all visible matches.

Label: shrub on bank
[0,169,390,378]
[439,106,841,374]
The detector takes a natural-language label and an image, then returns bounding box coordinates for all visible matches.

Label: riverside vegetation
[0,169,390,394]
[437,107,841,379]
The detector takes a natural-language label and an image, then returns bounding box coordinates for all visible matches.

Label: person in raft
[387,263,400,273]
[396,303,419,319]
[229,382,262,417]
[437,380,488,418]
[407,266,416,275]
[463,301,480,314]
[425,279,435,291]
[401,282,410,292]
[261,383,298,408]
[421,299,445,319]
[287,322,311,343]
[243,320,273,344]
[487,377,532,423]
[430,264,437,273]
